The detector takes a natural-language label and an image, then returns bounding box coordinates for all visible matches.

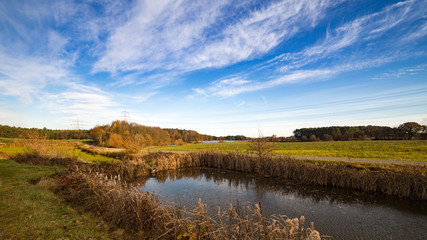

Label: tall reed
[140,151,426,200]
[56,167,321,239]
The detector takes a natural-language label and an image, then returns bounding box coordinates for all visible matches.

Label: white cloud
[195,69,336,98]
[93,0,230,73]
[0,52,70,103]
[373,64,427,79]
[236,101,245,107]
[40,84,122,128]
[48,30,69,57]
[187,0,335,69]
[129,92,158,103]
[275,0,425,71]
[194,55,404,98]
[93,0,336,75]
[193,0,427,98]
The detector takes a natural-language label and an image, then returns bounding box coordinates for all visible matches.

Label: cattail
[307,230,321,240]
[292,217,299,231]
[300,216,305,225]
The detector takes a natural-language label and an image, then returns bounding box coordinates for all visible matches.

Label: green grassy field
[150,140,427,161]
[0,137,19,143]
[0,142,119,164]
[0,159,115,239]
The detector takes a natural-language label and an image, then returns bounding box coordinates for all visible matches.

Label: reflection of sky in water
[140,168,427,240]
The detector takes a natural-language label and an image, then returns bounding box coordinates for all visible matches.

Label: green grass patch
[0,146,26,155]
[0,137,19,143]
[150,140,427,161]
[0,143,119,164]
[0,159,113,239]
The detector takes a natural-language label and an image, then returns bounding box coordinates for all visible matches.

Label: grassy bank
[150,140,427,161]
[0,159,114,239]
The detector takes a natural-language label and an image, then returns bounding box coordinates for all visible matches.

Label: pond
[139,168,427,240]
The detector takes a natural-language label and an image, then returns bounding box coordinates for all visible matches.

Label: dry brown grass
[130,151,427,200]
[77,143,126,159]
[12,131,78,167]
[56,167,320,239]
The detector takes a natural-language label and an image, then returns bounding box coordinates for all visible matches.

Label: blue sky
[0,0,426,137]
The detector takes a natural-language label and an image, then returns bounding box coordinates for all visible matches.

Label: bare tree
[250,131,275,157]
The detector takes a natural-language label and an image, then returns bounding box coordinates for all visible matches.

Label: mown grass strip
[0,159,114,240]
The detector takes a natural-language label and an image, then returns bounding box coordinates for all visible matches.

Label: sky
[0,0,426,137]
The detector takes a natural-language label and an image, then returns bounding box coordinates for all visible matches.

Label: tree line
[2,121,426,145]
[91,120,215,148]
[292,122,427,141]
[0,125,91,139]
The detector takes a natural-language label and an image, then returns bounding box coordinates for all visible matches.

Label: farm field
[150,140,427,161]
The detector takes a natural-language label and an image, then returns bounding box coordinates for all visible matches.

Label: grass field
[0,137,19,143]
[0,141,119,164]
[150,140,427,161]
[0,159,115,239]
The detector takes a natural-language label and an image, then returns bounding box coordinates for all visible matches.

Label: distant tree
[321,134,333,141]
[398,122,422,140]
[175,139,185,145]
[145,134,153,146]
[309,134,318,141]
[122,133,145,156]
[108,133,123,148]
[420,125,427,140]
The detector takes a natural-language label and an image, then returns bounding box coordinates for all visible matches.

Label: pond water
[139,168,427,240]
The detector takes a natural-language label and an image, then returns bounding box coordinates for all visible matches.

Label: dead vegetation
[10,134,427,239]
[13,131,78,167]
[56,167,321,239]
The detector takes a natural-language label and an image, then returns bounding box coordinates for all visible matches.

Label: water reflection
[139,167,427,240]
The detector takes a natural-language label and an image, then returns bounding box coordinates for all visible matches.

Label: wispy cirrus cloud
[271,0,426,72]
[185,0,337,70]
[372,64,427,80]
[194,69,336,98]
[94,0,338,86]
[0,0,130,125]
[193,0,427,98]
[93,0,230,74]
[0,52,70,103]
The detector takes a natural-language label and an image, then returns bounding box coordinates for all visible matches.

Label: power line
[71,120,85,130]
[121,108,130,122]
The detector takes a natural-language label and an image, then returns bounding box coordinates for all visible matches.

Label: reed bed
[144,151,426,200]
[56,167,320,239]
[63,150,427,200]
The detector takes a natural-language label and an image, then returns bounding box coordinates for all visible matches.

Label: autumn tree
[398,122,422,140]
[108,133,123,148]
[122,133,145,156]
